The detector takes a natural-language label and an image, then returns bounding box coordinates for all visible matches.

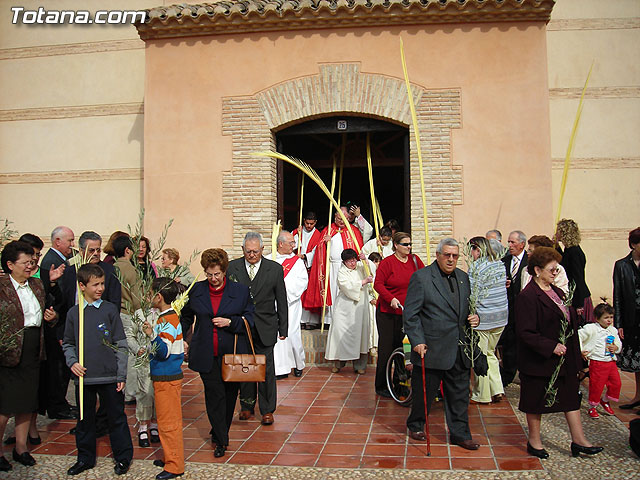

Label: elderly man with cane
[403,238,481,451]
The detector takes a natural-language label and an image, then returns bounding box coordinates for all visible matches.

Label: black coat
[403,262,471,370]
[39,249,70,339]
[613,252,639,331]
[226,257,288,347]
[59,261,122,319]
[502,251,528,324]
[558,245,591,307]
[515,281,581,378]
[180,280,255,374]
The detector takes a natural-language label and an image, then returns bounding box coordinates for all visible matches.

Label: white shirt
[244,258,262,278]
[511,250,525,273]
[10,276,42,327]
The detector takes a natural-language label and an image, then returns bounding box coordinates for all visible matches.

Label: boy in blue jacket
[62,263,133,476]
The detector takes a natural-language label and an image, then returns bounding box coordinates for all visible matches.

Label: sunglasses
[397,242,412,247]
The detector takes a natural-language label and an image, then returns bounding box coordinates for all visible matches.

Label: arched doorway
[276,116,410,234]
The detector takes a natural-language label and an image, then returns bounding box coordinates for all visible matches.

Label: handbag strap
[232,317,257,358]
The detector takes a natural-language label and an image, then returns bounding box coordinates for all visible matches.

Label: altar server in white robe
[325,248,374,374]
[273,231,309,378]
[361,226,394,260]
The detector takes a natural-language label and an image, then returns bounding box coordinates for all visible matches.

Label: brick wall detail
[221,63,462,258]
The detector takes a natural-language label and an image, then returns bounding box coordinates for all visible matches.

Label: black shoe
[48,409,77,420]
[139,431,151,448]
[149,427,160,443]
[12,448,36,466]
[6,434,42,445]
[214,444,226,458]
[0,456,11,472]
[293,368,303,377]
[620,399,640,409]
[114,459,131,475]
[276,374,289,380]
[570,442,603,457]
[69,427,77,435]
[156,470,183,479]
[67,461,94,475]
[376,389,392,398]
[153,459,165,468]
[527,442,549,459]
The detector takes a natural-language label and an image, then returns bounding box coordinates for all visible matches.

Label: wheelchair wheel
[385,347,412,406]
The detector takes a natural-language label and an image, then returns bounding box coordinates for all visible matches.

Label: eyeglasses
[544,266,560,275]
[398,242,412,247]
[205,271,224,279]
[13,260,36,267]
[439,253,459,259]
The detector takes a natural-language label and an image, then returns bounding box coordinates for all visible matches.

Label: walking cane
[421,353,431,456]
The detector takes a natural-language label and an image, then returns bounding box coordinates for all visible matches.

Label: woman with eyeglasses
[515,247,602,459]
[373,231,424,397]
[179,248,254,458]
[0,241,58,472]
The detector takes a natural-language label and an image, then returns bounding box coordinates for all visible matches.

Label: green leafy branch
[544,281,576,407]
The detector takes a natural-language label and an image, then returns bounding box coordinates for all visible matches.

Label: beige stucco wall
[141,22,551,260]
[1,0,638,299]
[547,0,640,300]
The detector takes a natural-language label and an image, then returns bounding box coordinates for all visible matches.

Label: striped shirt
[149,309,184,382]
[469,258,508,331]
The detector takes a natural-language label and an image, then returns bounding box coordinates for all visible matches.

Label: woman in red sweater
[373,232,424,397]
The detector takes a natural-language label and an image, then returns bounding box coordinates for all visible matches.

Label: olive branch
[544,281,576,407]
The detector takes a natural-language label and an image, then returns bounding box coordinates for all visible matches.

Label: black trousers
[499,322,517,387]
[239,338,276,416]
[200,357,240,447]
[374,311,404,392]
[42,327,72,415]
[74,383,133,465]
[406,348,472,442]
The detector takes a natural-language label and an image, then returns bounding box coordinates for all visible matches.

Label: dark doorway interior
[275,116,409,234]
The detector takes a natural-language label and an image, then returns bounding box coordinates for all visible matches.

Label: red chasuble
[302,223,363,313]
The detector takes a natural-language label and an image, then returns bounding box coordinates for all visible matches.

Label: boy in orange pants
[143,278,184,479]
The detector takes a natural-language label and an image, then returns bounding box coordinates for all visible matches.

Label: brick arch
[221,63,462,258]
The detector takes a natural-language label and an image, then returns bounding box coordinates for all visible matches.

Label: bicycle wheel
[385,347,412,406]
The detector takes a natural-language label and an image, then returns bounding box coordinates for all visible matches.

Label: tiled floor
[32,365,551,472]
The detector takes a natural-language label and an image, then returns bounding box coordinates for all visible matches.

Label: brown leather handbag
[221,317,266,383]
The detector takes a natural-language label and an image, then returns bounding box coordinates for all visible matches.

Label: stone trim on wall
[0,39,143,61]
[549,87,640,100]
[581,228,637,241]
[547,18,640,31]
[0,168,143,184]
[221,63,462,259]
[0,103,144,122]
[551,157,639,170]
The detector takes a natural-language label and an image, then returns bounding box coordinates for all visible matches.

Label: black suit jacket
[403,262,472,370]
[59,261,122,317]
[40,248,71,339]
[226,257,288,347]
[180,279,255,373]
[515,280,580,378]
[502,251,528,322]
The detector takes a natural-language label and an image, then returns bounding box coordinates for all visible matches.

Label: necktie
[249,264,256,281]
[511,258,519,278]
